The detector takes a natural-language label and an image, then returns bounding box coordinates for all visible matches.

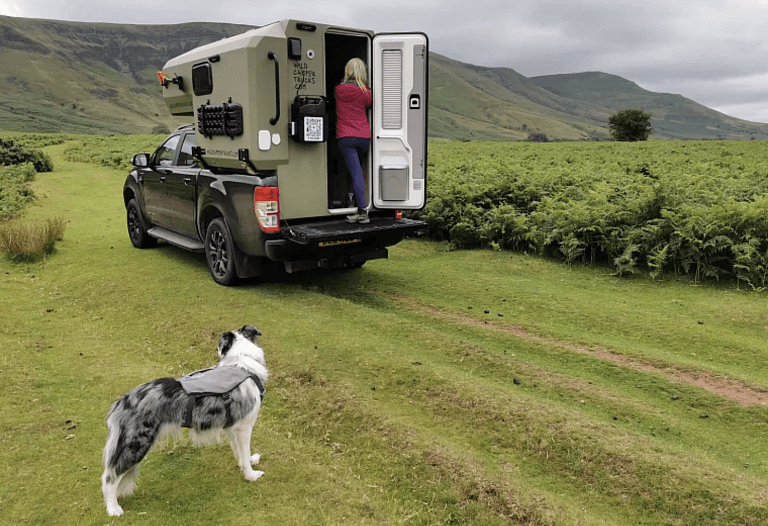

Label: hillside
[529,72,768,140]
[2,15,768,140]
[0,16,254,134]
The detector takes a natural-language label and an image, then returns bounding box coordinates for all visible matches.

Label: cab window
[177,134,198,167]
[155,135,180,166]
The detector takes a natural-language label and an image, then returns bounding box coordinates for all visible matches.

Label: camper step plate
[281,217,426,245]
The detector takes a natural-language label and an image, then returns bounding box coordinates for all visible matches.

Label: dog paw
[250,453,261,466]
[106,504,124,517]
[244,470,264,481]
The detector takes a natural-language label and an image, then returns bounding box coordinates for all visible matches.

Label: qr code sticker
[304,117,323,142]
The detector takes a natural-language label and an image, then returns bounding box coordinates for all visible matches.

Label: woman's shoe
[346,210,370,224]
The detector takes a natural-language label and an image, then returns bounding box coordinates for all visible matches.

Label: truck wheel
[205,218,238,286]
[126,199,157,249]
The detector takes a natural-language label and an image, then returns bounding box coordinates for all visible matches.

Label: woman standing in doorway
[335,58,372,224]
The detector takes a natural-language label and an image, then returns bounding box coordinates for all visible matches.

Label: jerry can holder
[290,95,328,143]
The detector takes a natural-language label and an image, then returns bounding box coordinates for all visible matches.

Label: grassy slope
[4,15,768,141]
[0,16,252,134]
[429,55,605,141]
[2,144,768,524]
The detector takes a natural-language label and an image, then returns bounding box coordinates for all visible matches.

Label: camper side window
[192,62,213,96]
[155,135,180,166]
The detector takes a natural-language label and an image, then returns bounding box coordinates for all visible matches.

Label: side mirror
[132,153,150,167]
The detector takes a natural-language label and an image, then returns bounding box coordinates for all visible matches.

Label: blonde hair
[343,58,369,91]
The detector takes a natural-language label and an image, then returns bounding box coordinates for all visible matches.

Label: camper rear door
[371,33,428,211]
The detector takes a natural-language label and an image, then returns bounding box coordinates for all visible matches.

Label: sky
[2,0,768,123]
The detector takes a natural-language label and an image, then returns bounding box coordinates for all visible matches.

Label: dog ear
[239,325,262,342]
[218,332,236,356]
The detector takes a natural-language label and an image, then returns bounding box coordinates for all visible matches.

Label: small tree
[608,109,653,141]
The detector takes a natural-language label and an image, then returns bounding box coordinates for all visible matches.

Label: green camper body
[160,19,428,221]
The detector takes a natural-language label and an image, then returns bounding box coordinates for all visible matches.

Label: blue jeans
[338,137,369,210]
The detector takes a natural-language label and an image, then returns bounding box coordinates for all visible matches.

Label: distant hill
[0,16,253,134]
[2,15,768,140]
[528,72,768,140]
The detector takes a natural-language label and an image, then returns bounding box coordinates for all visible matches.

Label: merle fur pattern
[101,325,268,517]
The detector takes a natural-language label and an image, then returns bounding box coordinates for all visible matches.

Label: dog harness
[179,366,265,428]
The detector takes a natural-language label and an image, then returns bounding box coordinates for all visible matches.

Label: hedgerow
[415,141,768,288]
[63,134,164,170]
[0,138,53,172]
[0,163,37,220]
[0,135,68,260]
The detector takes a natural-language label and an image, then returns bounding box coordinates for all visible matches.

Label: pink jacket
[335,83,372,139]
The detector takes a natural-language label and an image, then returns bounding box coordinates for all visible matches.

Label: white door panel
[372,33,428,209]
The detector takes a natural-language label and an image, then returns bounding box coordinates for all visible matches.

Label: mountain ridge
[2,15,767,140]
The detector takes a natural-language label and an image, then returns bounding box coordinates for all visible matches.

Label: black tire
[205,218,238,286]
[126,199,157,249]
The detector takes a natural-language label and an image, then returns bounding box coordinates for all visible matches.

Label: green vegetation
[416,140,768,288]
[3,142,768,525]
[608,109,653,142]
[0,162,38,219]
[62,134,163,170]
[0,136,64,259]
[0,216,65,261]
[0,138,53,172]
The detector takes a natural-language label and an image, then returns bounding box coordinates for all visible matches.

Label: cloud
[0,0,26,17]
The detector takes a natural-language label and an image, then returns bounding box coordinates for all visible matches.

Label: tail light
[254,187,280,233]
[395,210,403,219]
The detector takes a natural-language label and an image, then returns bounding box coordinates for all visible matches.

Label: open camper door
[371,33,428,210]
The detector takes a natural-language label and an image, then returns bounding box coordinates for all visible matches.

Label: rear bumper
[265,216,426,272]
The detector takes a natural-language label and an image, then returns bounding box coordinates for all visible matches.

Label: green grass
[2,143,768,525]
[0,216,65,261]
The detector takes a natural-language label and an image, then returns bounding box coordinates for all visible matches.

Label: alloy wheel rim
[209,230,229,277]
[128,207,140,241]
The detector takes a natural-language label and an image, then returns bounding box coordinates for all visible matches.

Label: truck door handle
[160,176,167,183]
[183,177,193,185]
[267,51,280,125]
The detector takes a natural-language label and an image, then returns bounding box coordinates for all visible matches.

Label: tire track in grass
[383,293,768,407]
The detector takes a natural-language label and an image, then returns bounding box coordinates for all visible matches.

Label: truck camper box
[159,19,428,220]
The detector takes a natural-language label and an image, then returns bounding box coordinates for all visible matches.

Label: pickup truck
[123,20,428,285]
[123,125,427,285]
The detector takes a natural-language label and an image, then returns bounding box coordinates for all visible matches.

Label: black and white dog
[102,325,268,517]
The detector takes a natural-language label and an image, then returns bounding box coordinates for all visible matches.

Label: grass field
[2,143,768,525]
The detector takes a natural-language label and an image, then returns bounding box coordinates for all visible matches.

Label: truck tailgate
[281,217,426,246]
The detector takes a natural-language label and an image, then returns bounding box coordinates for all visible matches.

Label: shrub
[527,133,549,143]
[608,109,653,142]
[0,139,53,172]
[0,216,66,262]
[0,163,37,220]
